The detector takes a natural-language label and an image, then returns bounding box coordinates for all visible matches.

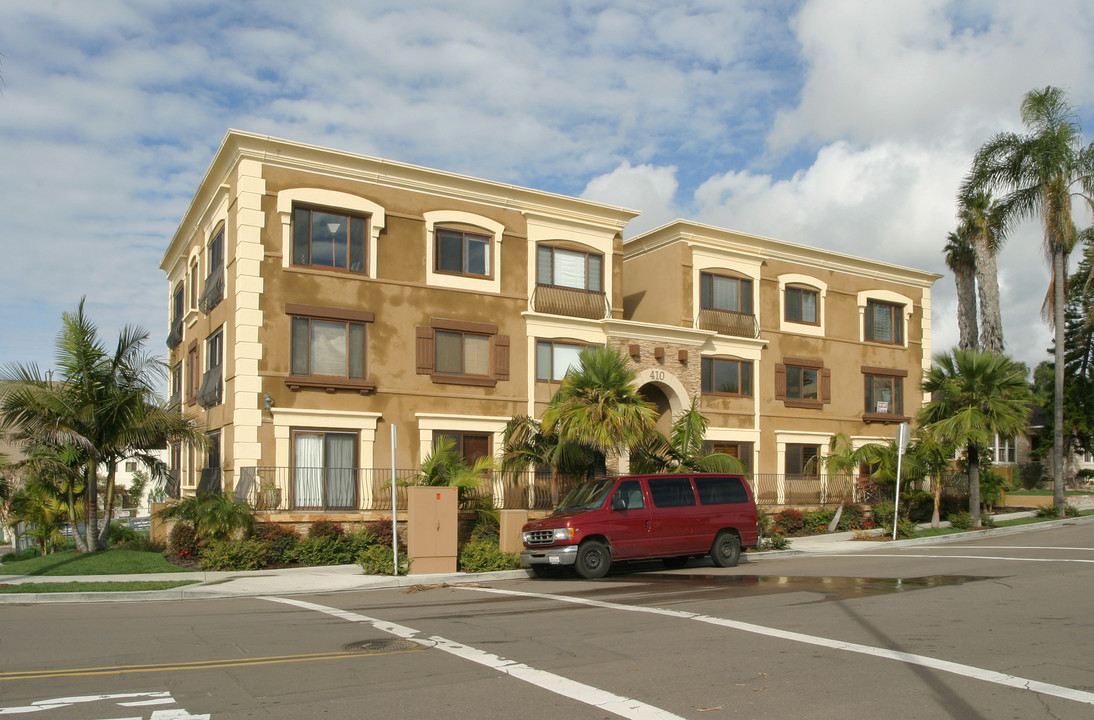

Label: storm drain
[341,639,422,654]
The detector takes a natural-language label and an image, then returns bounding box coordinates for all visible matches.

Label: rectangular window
[787,366,819,401]
[701,357,753,396]
[125,461,137,473]
[292,206,367,273]
[199,227,226,313]
[785,286,818,324]
[170,362,182,406]
[864,370,904,417]
[172,284,184,323]
[416,319,508,387]
[198,430,222,493]
[436,228,491,277]
[785,444,820,476]
[537,245,602,292]
[197,329,223,408]
[865,300,903,344]
[705,441,753,472]
[695,476,749,505]
[291,317,365,379]
[189,260,199,310]
[648,477,697,508]
[186,342,199,404]
[991,435,1016,464]
[701,273,753,314]
[292,430,358,509]
[536,340,584,382]
[434,431,492,467]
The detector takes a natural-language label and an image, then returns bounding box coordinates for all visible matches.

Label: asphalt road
[2,520,1093,719]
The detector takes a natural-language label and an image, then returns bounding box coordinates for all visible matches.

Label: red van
[520,473,759,578]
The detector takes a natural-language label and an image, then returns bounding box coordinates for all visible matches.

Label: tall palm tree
[0,300,206,551]
[962,86,1094,508]
[958,191,1006,353]
[919,348,1031,526]
[540,345,657,475]
[630,398,749,475]
[944,230,979,351]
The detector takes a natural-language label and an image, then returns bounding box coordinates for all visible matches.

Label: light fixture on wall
[263,392,274,413]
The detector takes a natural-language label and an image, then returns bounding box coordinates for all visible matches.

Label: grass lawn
[0,580,200,594]
[0,549,194,577]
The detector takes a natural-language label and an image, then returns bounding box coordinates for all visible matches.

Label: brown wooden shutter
[415,326,433,374]
[774,363,786,400]
[494,335,510,380]
[821,368,831,404]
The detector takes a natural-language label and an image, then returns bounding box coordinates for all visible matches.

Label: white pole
[391,424,398,575]
[892,423,909,540]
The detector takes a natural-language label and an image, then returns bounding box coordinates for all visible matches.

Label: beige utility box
[499,509,528,555]
[407,486,458,574]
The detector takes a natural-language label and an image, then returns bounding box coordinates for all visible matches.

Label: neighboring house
[160,130,941,518]
[111,449,168,517]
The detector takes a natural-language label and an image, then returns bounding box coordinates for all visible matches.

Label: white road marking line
[262,596,685,720]
[457,586,1094,707]
[902,545,1094,551]
[840,553,1094,563]
[0,692,179,716]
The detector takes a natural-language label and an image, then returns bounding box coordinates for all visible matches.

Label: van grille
[525,530,555,546]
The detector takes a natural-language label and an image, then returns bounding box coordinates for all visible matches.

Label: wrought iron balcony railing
[531,284,608,319]
[696,307,760,338]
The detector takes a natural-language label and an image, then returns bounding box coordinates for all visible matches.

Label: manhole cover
[342,639,421,654]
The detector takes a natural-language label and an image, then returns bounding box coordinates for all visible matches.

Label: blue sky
[2,0,1094,379]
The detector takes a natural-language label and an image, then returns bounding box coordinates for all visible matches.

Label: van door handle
[645,520,651,531]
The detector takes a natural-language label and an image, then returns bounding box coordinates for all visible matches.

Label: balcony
[196,365,223,409]
[166,318,183,350]
[197,467,222,494]
[531,284,608,319]
[165,469,181,499]
[198,266,224,314]
[696,307,760,338]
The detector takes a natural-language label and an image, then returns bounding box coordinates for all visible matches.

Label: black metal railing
[166,318,184,349]
[696,308,760,338]
[196,365,223,408]
[198,266,224,314]
[236,468,584,513]
[197,467,222,494]
[531,284,609,319]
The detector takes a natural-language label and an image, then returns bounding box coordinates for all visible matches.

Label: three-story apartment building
[161,130,940,519]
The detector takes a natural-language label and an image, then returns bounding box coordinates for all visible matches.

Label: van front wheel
[575,540,610,579]
[711,532,741,568]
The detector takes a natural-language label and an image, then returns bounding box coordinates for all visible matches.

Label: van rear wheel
[711,531,741,567]
[575,540,610,579]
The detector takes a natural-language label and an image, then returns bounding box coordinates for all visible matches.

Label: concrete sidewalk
[2,511,1091,604]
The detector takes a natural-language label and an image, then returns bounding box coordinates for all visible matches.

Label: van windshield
[556,478,616,512]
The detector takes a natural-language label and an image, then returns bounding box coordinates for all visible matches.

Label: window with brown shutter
[416,318,508,387]
[776,357,830,408]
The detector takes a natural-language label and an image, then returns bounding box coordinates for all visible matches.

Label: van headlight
[553,528,574,541]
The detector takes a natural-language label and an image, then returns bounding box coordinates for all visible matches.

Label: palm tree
[958,191,1007,353]
[962,86,1094,508]
[415,436,497,524]
[919,348,1032,526]
[944,230,979,350]
[153,491,254,541]
[0,300,206,551]
[7,474,69,554]
[499,414,599,508]
[630,398,749,475]
[540,345,657,475]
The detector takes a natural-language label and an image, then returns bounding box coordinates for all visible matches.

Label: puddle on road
[593,572,995,603]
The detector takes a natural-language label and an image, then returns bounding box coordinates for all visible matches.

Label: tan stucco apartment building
[160,130,940,516]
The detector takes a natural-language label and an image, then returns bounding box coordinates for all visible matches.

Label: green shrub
[167,521,201,561]
[1019,462,1046,490]
[802,509,836,534]
[903,491,935,523]
[1036,504,1063,518]
[363,517,396,547]
[835,502,866,530]
[348,528,380,556]
[1064,503,1081,518]
[947,511,974,530]
[108,521,139,547]
[458,537,521,572]
[358,544,407,575]
[895,518,918,539]
[291,534,355,566]
[760,531,790,550]
[252,523,300,565]
[872,500,895,528]
[979,471,1007,507]
[307,520,345,539]
[774,508,805,535]
[200,538,269,570]
[756,508,774,536]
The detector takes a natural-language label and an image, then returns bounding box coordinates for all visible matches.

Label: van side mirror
[610,494,626,511]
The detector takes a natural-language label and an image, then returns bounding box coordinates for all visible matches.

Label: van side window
[613,480,644,510]
[695,476,748,505]
[648,477,696,508]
